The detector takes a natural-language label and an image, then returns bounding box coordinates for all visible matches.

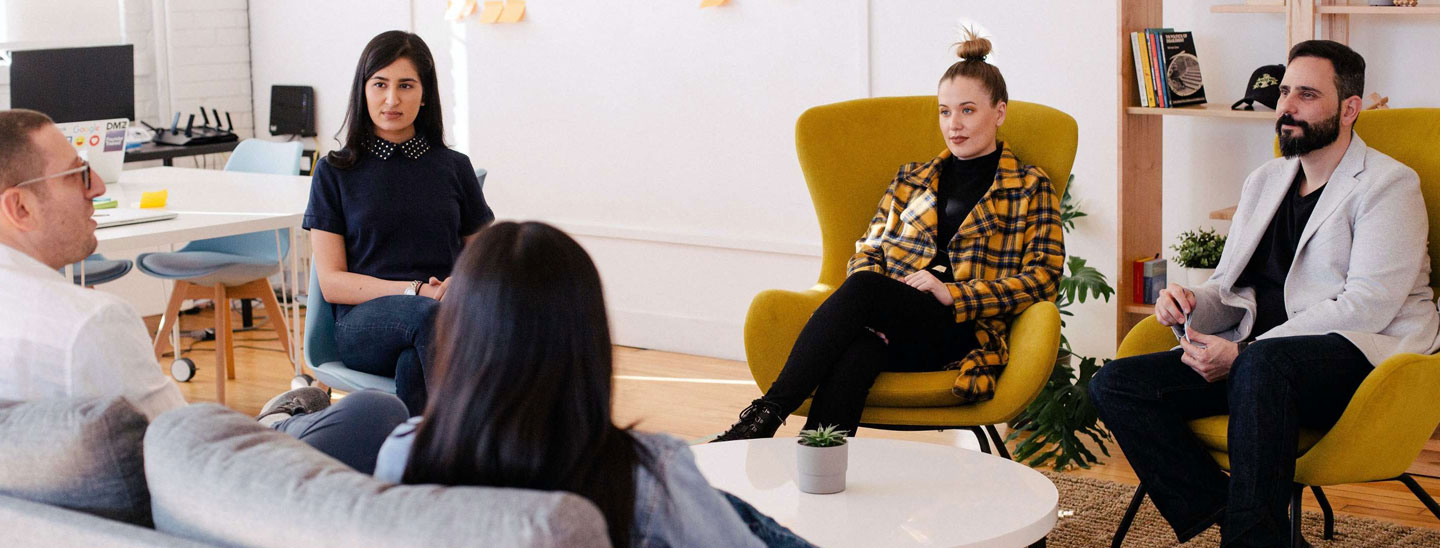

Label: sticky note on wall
[498,0,525,22]
[700,0,728,7]
[478,1,504,23]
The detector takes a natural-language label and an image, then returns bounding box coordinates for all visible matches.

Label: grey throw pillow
[0,397,152,526]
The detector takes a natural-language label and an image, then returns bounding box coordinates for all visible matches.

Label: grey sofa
[0,398,612,548]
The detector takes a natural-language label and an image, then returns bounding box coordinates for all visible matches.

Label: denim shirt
[375,418,766,548]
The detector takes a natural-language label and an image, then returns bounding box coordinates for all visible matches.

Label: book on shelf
[1132,254,1166,305]
[1131,28,1207,109]
[1160,31,1207,107]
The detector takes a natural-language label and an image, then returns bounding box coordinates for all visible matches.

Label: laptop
[54,118,129,184]
[93,208,177,229]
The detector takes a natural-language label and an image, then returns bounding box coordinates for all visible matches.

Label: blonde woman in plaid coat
[715,32,1064,442]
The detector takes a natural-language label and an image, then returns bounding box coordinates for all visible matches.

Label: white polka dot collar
[365,134,431,160]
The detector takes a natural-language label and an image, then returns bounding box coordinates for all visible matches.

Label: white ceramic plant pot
[1187,267,1215,286]
[796,441,848,494]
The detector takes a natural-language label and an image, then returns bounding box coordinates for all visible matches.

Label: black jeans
[762,270,978,434]
[272,390,410,475]
[335,295,439,416]
[1089,334,1372,547]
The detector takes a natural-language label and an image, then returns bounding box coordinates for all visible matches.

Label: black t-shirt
[923,147,1002,283]
[302,134,494,319]
[1236,172,1325,338]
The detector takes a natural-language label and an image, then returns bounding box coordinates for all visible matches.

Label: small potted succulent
[1172,227,1227,286]
[796,425,849,494]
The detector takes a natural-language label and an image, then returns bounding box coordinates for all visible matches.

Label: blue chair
[304,265,396,394]
[138,139,302,403]
[65,254,133,286]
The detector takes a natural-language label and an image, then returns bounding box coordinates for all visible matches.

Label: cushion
[144,404,612,548]
[0,397,152,525]
[0,494,213,548]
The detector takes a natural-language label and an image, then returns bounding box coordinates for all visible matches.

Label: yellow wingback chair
[1110,108,1440,547]
[743,96,1077,456]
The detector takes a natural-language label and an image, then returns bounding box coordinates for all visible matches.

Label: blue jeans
[335,295,439,416]
[721,491,817,548]
[273,390,409,475]
[1089,334,1372,547]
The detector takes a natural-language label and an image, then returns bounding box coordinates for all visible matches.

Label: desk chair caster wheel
[170,358,197,382]
[290,374,316,390]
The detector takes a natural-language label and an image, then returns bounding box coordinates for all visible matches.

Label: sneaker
[257,386,331,425]
[711,399,785,442]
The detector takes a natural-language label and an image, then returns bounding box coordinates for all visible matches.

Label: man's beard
[1276,111,1341,158]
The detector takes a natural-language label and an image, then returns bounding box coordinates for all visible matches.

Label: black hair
[401,222,642,548]
[1288,40,1366,103]
[326,31,445,170]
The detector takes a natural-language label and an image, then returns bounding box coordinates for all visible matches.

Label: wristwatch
[404,280,423,296]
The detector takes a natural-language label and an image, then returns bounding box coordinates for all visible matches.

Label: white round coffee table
[692,438,1057,548]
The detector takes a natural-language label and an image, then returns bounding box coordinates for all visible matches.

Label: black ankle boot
[712,399,785,442]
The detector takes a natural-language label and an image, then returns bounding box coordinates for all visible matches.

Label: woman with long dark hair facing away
[374,222,814,548]
[714,30,1065,441]
[303,30,493,415]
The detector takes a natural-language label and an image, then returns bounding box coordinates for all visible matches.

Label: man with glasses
[0,109,408,474]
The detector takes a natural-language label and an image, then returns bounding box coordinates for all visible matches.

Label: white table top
[691,438,1058,548]
[94,167,310,253]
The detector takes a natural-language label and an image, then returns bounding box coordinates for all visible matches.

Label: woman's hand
[1178,327,1238,382]
[904,270,955,306]
[417,277,449,300]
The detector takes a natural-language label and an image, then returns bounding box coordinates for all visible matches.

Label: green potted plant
[1006,175,1116,470]
[1172,227,1227,286]
[796,424,848,494]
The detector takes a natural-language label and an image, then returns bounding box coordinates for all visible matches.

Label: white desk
[94,167,311,382]
[692,438,1058,548]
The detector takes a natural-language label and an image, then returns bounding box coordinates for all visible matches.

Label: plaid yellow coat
[846,141,1065,403]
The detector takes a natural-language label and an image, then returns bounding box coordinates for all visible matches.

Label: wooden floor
[146,305,1440,533]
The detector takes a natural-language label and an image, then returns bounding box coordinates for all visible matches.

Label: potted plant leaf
[1006,175,1116,470]
[796,425,848,494]
[1172,227,1227,286]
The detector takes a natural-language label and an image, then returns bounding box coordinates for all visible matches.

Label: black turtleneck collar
[944,145,1003,180]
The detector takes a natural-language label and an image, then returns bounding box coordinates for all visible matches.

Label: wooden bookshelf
[1210,205,1238,221]
[1318,5,1440,15]
[1127,103,1276,120]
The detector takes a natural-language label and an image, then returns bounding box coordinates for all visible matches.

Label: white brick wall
[162,0,254,137]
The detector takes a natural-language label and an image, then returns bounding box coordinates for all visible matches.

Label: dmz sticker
[104,130,126,151]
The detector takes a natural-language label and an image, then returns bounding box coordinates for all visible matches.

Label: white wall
[248,0,411,154]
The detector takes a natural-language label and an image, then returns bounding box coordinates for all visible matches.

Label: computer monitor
[8,45,135,123]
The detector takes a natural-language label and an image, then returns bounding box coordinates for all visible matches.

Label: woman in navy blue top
[303,31,493,415]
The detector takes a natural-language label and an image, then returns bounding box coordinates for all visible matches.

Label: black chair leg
[965,425,992,455]
[1398,474,1440,522]
[1028,538,1046,548]
[985,424,1012,460]
[1111,484,1145,548]
[1310,485,1334,540]
[1290,484,1304,548]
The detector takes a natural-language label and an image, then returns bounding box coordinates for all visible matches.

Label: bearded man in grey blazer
[1091,40,1440,547]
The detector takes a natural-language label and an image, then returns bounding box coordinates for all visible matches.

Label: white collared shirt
[0,243,185,419]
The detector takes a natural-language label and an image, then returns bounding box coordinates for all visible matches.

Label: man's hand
[1156,283,1196,326]
[1179,327,1239,382]
[904,270,955,306]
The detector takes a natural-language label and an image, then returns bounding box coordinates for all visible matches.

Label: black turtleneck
[923,146,1003,283]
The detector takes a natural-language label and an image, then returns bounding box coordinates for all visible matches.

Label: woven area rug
[1044,473,1440,547]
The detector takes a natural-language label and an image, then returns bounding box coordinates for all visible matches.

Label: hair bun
[954,27,993,62]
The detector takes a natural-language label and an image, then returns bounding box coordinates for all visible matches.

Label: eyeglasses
[13,160,93,191]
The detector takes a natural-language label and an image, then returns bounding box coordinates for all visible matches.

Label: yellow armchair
[1110,109,1440,546]
[744,96,1077,456]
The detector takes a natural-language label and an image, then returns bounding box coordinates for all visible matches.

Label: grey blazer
[1188,134,1440,365]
